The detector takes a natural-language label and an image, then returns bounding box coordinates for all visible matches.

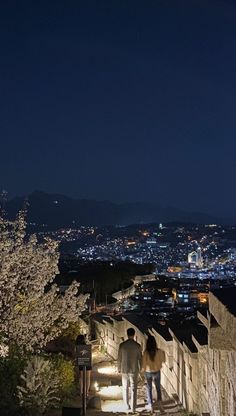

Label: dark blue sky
[0,0,236,217]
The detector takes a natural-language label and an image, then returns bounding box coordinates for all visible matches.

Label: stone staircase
[84,349,186,416]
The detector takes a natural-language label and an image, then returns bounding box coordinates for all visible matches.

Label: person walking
[118,328,142,413]
[142,335,166,412]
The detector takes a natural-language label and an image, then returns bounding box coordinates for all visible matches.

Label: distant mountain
[5,190,221,229]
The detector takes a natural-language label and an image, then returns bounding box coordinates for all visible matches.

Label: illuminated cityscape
[1,0,236,414]
[41,222,236,278]
[37,221,236,317]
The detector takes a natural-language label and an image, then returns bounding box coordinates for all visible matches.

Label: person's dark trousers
[145,371,161,405]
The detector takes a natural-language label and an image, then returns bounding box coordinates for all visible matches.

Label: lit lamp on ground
[94,381,99,392]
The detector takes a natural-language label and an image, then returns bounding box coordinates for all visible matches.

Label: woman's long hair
[146,335,157,361]
[76,334,86,345]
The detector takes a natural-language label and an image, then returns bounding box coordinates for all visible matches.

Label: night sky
[0,0,236,218]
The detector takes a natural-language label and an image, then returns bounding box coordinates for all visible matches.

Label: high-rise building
[188,246,203,268]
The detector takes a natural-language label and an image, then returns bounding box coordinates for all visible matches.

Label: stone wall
[112,284,136,301]
[201,292,236,416]
[93,291,236,416]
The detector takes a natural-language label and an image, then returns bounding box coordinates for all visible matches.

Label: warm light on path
[97,365,117,375]
[101,399,130,413]
[90,346,183,414]
[98,385,122,400]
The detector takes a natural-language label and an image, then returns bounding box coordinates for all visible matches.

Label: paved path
[85,348,185,416]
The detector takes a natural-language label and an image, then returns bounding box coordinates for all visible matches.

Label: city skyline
[1,0,236,217]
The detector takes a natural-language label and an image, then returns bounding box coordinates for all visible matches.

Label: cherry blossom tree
[0,210,87,352]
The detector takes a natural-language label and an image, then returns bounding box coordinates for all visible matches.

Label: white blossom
[0,210,88,351]
[0,342,9,357]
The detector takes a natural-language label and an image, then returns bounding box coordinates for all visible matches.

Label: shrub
[0,347,26,416]
[17,356,60,415]
[51,354,75,400]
